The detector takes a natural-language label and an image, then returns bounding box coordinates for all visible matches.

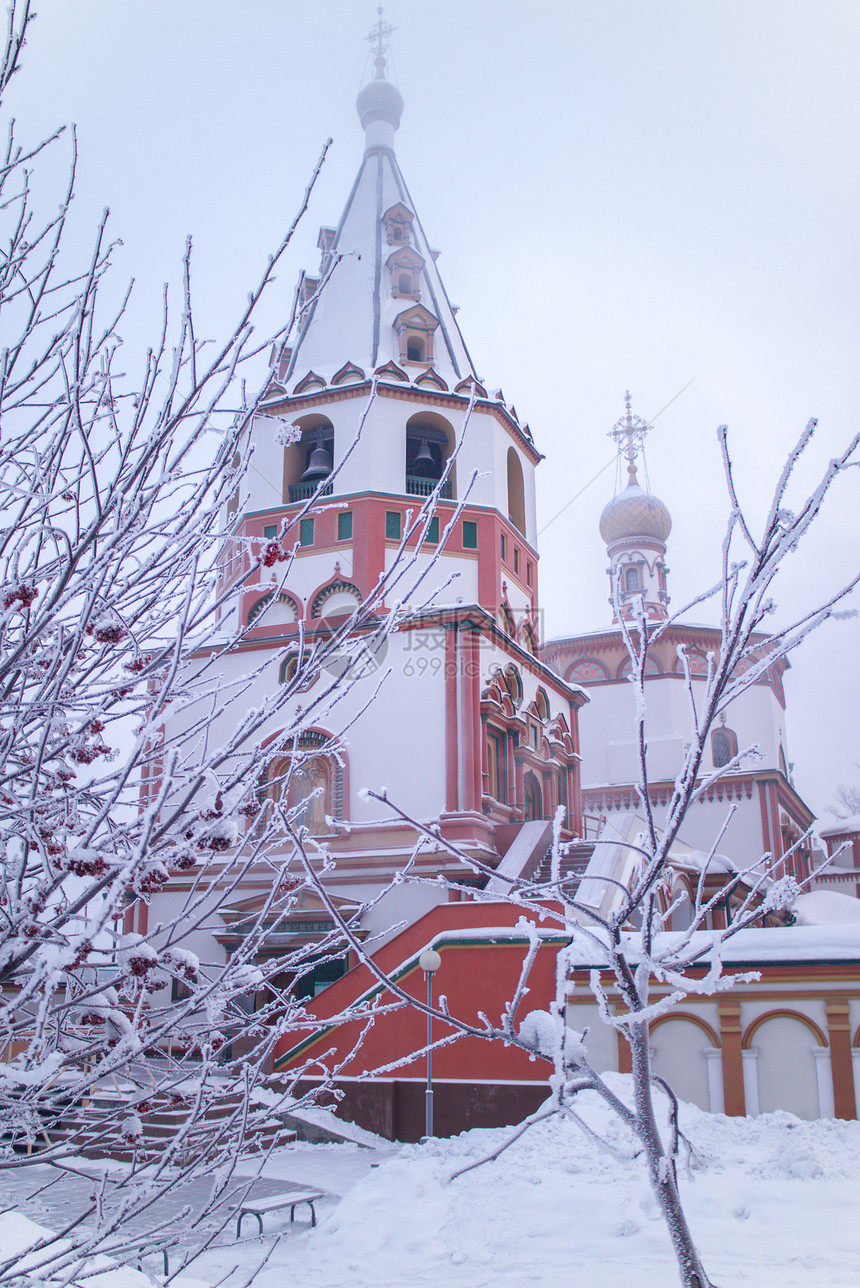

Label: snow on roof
[819,814,860,838]
[792,890,860,926]
[567,923,860,967]
[286,146,478,389]
[676,850,738,874]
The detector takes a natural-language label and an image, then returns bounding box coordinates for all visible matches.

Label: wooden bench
[232,1190,326,1236]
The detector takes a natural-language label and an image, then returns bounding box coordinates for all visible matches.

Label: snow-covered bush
[0,5,430,1281]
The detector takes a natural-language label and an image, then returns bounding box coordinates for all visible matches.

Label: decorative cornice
[256,380,543,464]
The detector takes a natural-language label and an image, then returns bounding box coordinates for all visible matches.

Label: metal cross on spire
[608,390,653,467]
[366,5,395,79]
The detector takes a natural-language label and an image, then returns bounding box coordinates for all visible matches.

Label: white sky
[8,0,860,820]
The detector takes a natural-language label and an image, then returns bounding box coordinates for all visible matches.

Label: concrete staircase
[38,1085,296,1163]
[529,840,595,900]
[484,820,595,901]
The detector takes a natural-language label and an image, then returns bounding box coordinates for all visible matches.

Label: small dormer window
[383,202,414,246]
[387,246,424,301]
[298,275,319,310]
[394,303,438,366]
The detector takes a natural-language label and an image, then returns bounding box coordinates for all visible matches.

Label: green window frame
[264,524,278,540]
[299,517,314,547]
[338,511,353,540]
[462,520,477,549]
[385,510,401,540]
[425,516,439,544]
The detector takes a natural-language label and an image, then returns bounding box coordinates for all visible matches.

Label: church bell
[413,433,434,471]
[302,432,333,482]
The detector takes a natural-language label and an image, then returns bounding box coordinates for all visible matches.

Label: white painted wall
[580,673,791,788]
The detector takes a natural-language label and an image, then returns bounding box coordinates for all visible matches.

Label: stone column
[717,1001,745,1116]
[741,1049,759,1116]
[812,1046,835,1118]
[825,999,857,1119]
[703,1047,725,1114]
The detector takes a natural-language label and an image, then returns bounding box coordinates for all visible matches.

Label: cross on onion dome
[366,6,395,79]
[608,390,653,469]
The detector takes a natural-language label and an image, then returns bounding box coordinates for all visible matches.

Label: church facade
[134,39,585,1008]
[141,33,860,1137]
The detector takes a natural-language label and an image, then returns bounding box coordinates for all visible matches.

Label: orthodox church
[146,23,860,1138]
[143,28,585,1003]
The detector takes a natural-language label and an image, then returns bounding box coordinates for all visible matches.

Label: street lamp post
[418,948,441,1140]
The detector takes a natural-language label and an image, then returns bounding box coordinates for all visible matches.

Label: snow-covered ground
[191,1075,860,1287]
[9,1076,860,1286]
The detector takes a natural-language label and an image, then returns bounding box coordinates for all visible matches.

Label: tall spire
[281,10,476,387]
[357,6,403,153]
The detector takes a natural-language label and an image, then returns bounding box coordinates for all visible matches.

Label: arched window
[486,728,507,803]
[506,448,526,535]
[524,774,542,822]
[503,663,523,708]
[624,566,639,592]
[499,603,516,638]
[711,725,738,769]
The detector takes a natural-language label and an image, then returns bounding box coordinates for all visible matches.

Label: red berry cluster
[3,583,38,610]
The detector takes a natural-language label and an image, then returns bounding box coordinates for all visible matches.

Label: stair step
[12,1088,297,1162]
[530,840,595,894]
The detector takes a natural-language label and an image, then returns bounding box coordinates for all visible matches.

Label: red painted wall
[275,901,560,1083]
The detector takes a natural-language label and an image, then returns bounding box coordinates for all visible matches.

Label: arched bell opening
[506,447,526,536]
[405,411,456,500]
[283,414,335,504]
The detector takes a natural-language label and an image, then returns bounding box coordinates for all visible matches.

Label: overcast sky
[8,0,860,820]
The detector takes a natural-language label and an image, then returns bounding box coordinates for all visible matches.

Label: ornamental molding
[247,589,301,627]
[310,578,363,619]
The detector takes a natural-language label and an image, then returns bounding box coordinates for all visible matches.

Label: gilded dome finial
[599,391,671,547]
[609,389,653,482]
[366,6,395,80]
[357,5,403,149]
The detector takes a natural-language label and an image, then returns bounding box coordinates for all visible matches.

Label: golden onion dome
[599,474,672,546]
